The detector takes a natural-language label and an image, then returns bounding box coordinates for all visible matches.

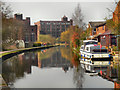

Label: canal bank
[1,45,59,61]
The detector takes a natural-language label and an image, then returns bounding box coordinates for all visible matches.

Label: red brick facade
[35,16,73,40]
[88,21,106,36]
[88,22,116,46]
[14,14,37,47]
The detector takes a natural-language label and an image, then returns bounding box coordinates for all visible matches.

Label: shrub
[112,46,117,51]
[33,42,41,47]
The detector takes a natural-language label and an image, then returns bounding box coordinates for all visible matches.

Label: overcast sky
[2,0,119,25]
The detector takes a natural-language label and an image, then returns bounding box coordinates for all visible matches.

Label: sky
[1,0,119,25]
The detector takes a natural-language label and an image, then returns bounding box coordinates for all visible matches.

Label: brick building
[35,16,73,41]
[88,21,106,36]
[88,21,117,46]
[14,14,37,47]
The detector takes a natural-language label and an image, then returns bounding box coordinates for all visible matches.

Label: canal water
[2,46,120,88]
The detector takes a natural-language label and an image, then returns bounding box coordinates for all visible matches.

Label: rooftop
[83,40,98,42]
[89,21,106,28]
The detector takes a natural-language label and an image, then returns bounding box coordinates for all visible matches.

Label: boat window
[81,47,83,49]
[86,47,89,51]
[86,42,97,45]
[92,49,108,53]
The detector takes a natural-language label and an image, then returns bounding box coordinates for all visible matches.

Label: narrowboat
[80,40,98,54]
[81,45,112,60]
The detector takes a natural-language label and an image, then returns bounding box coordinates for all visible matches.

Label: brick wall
[96,24,107,35]
[14,14,37,47]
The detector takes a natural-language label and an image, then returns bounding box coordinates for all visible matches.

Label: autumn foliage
[60,25,83,48]
[71,53,80,67]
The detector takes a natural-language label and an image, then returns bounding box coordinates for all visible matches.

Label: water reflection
[2,46,74,88]
[80,57,120,88]
[2,46,120,88]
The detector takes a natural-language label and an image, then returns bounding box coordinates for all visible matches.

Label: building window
[94,29,96,32]
[97,28,99,30]
[31,33,35,42]
[25,34,29,42]
[103,26,104,30]
[86,47,89,51]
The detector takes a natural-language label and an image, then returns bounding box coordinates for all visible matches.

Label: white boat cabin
[81,45,112,60]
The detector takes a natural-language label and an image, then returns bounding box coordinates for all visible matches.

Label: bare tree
[106,0,118,19]
[0,1,12,18]
[72,3,86,29]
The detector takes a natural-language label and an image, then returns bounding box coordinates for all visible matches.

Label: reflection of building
[37,52,41,68]
[35,16,73,39]
[14,14,37,47]
[40,51,72,68]
[18,52,38,74]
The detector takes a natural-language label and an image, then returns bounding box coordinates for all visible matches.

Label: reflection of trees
[61,46,85,88]
[60,46,72,61]
[2,56,25,85]
[73,64,85,88]
[71,53,84,88]
[113,62,120,81]
[71,54,80,68]
[2,52,37,85]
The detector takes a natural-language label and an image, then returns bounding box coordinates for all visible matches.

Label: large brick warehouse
[35,16,73,41]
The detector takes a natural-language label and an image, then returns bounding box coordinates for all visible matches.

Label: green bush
[33,42,41,47]
[113,46,117,51]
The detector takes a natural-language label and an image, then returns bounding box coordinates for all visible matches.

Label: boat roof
[83,40,98,43]
[85,44,96,47]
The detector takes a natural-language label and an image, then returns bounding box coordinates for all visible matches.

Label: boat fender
[90,61,91,63]
[100,70,102,75]
[90,55,91,58]
[84,54,85,57]
[108,54,111,57]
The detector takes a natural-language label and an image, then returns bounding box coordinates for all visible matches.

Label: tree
[60,25,83,48]
[39,34,56,44]
[60,30,71,44]
[0,1,23,50]
[72,3,86,29]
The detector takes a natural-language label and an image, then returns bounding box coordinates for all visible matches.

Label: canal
[2,46,120,88]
